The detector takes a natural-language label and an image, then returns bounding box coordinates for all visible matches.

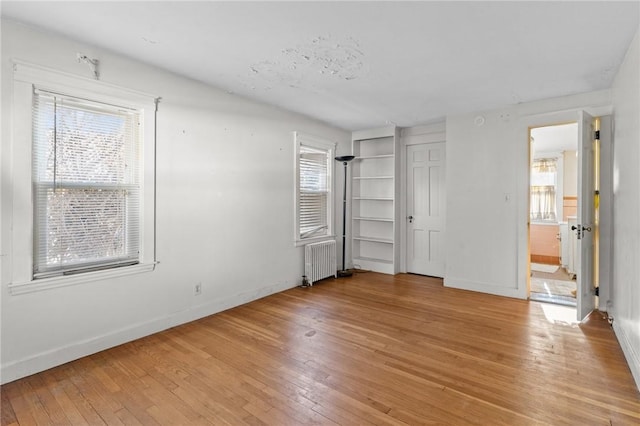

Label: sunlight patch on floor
[539,303,580,326]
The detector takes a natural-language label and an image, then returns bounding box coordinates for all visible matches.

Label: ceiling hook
[77,53,99,80]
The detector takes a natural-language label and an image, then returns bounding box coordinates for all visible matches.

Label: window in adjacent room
[294,133,335,245]
[32,90,142,278]
[530,158,558,221]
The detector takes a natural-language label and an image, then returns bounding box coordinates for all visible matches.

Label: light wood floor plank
[2,273,639,425]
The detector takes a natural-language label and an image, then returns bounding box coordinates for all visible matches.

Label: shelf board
[355,154,394,160]
[353,216,393,222]
[353,176,394,180]
[353,236,394,244]
[353,197,394,201]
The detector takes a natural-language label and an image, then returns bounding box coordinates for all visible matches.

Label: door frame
[518,107,610,310]
[527,120,577,302]
[405,141,446,277]
[399,124,446,273]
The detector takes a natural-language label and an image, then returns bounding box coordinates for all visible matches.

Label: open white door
[406,142,446,277]
[576,111,596,321]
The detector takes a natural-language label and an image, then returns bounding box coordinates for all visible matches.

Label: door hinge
[594,287,600,297]
[594,130,600,140]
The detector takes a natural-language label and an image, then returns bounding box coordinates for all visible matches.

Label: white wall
[563,150,578,198]
[611,27,640,390]
[0,20,350,383]
[445,91,613,299]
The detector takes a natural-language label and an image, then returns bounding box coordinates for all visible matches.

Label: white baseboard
[1,281,295,384]
[612,320,640,392]
[444,277,526,299]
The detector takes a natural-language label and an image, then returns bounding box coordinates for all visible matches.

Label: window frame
[32,90,142,278]
[293,132,336,246]
[8,62,157,294]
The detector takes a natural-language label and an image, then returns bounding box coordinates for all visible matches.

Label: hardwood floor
[2,273,639,425]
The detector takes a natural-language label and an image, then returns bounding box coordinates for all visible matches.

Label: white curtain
[530,158,557,221]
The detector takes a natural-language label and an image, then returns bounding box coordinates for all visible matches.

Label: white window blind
[299,145,330,239]
[32,89,141,278]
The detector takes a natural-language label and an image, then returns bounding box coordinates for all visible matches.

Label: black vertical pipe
[341,160,348,271]
[335,155,354,277]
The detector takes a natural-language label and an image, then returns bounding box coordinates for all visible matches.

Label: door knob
[408,215,414,223]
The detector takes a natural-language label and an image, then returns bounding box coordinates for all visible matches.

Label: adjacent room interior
[529,122,579,306]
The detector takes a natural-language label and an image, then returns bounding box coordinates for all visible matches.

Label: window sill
[295,235,336,247]
[8,262,157,296]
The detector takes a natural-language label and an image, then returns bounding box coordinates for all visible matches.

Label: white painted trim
[403,132,446,146]
[613,321,640,392]
[399,122,447,274]
[294,234,337,248]
[13,60,158,107]
[1,279,296,385]
[293,132,336,246]
[9,62,157,290]
[8,263,157,295]
[444,277,525,299]
[517,104,612,304]
[352,125,396,141]
[399,134,407,273]
[597,115,613,310]
[401,122,446,138]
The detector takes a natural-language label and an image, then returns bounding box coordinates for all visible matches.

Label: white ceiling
[3,1,639,131]
[531,122,578,154]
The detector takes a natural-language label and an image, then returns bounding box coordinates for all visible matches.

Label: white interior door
[576,111,596,321]
[406,142,445,277]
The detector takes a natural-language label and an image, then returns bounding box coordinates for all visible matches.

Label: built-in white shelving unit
[351,126,400,274]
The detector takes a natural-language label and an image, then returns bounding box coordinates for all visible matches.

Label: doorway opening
[529,123,578,306]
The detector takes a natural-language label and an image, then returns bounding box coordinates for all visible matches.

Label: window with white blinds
[32,90,141,278]
[295,133,335,244]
